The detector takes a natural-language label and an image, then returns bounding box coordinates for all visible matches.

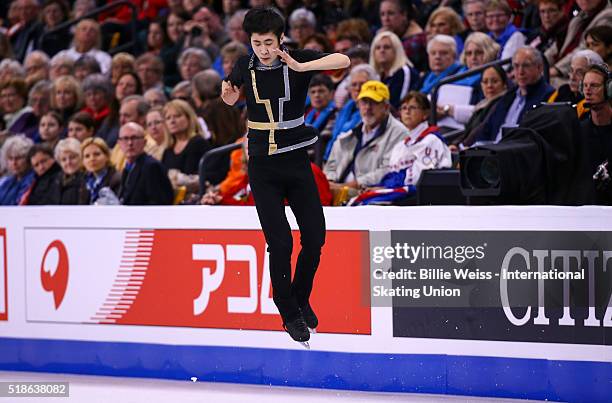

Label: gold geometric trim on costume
[250,70,277,155]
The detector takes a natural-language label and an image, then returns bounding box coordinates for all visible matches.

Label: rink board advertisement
[25,228,371,334]
[385,231,612,345]
[0,206,611,403]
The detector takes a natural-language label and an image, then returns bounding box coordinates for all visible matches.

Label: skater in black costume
[221,7,350,346]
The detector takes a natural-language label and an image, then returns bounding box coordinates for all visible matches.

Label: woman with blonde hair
[435,32,501,127]
[369,31,418,109]
[51,75,83,122]
[110,53,136,86]
[439,32,501,97]
[378,0,427,71]
[161,99,211,176]
[80,137,120,204]
[460,32,500,68]
[144,106,171,161]
[426,6,466,54]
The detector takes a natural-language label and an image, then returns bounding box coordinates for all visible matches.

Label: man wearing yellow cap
[324,80,408,189]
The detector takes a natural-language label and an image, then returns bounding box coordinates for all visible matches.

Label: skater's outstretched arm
[271,49,350,72]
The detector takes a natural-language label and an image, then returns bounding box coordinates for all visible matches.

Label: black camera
[459,103,594,205]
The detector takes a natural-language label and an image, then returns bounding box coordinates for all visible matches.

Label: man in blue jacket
[471,46,554,145]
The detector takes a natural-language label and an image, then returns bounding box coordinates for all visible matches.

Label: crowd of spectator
[0,0,611,206]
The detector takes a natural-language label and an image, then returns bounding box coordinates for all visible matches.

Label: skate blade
[299,341,310,349]
[308,327,317,334]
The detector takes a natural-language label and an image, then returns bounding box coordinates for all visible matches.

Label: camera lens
[465,157,486,189]
[480,157,500,187]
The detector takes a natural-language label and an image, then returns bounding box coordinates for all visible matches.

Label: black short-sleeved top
[162,135,212,175]
[582,118,612,174]
[226,49,328,156]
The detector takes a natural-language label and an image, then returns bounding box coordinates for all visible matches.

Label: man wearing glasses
[117,122,174,205]
[324,80,407,190]
[485,0,526,62]
[470,47,554,145]
[581,64,612,204]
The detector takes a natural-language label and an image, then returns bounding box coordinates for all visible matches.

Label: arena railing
[429,57,512,131]
[198,142,243,195]
[39,0,138,55]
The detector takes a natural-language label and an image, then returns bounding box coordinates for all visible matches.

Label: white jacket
[385,121,453,186]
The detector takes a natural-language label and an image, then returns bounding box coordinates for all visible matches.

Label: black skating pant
[248,148,326,323]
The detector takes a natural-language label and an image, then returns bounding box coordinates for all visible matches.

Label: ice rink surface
[0,371,551,403]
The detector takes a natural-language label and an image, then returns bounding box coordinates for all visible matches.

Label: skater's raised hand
[271,48,303,72]
[221,80,240,106]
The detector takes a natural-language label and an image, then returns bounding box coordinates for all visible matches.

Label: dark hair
[585,25,612,46]
[43,0,70,22]
[0,32,13,59]
[149,18,171,49]
[167,11,191,23]
[42,110,64,127]
[346,44,370,61]
[243,8,285,40]
[117,71,143,95]
[536,0,565,9]
[380,0,417,22]
[28,143,54,160]
[0,78,28,100]
[201,100,245,147]
[484,65,509,86]
[401,91,431,110]
[309,74,334,91]
[69,111,95,130]
[584,63,611,83]
[74,55,101,74]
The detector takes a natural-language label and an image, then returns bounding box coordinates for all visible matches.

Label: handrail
[198,142,243,194]
[39,0,138,55]
[429,57,512,126]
